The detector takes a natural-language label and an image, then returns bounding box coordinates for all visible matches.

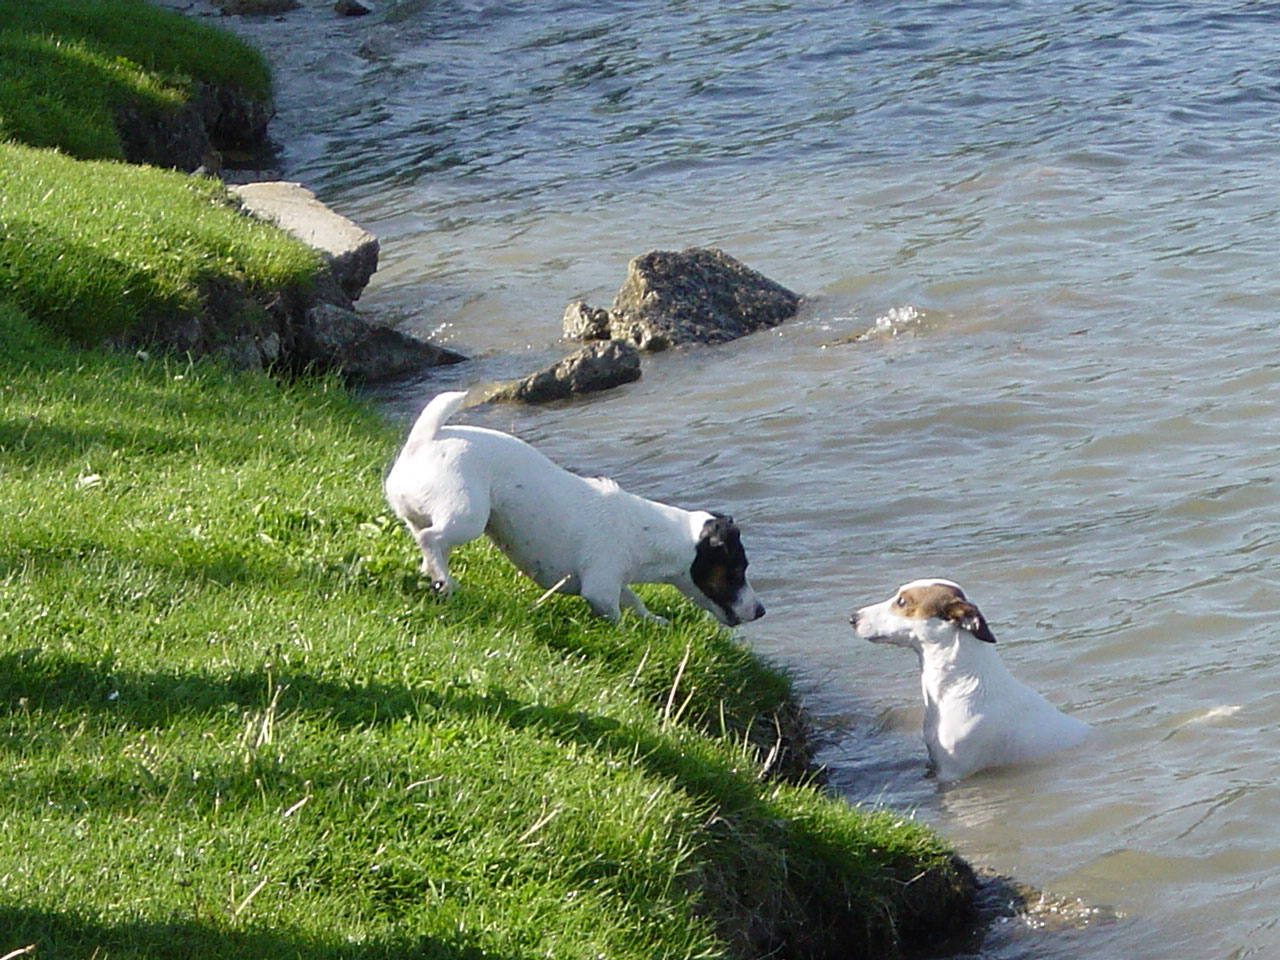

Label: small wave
[1178,704,1243,725]
[1160,704,1243,742]
[823,304,926,346]
[867,304,924,337]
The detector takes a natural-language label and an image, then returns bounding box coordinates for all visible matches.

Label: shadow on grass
[0,216,184,341]
[0,538,325,595]
[0,654,972,958]
[0,650,765,814]
[2,529,795,743]
[0,905,516,960]
[0,652,420,734]
[0,415,213,469]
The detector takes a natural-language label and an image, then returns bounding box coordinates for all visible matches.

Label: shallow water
[213,1,1280,955]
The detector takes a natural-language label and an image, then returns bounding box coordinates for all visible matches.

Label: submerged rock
[490,340,641,403]
[303,303,465,382]
[214,0,301,13]
[565,247,800,350]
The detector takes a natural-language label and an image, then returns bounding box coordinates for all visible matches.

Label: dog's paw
[424,574,456,596]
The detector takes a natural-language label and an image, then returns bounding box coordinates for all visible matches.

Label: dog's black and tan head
[850,578,996,646]
[687,514,765,626]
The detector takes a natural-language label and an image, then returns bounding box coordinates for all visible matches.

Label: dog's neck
[915,623,1012,707]
[620,501,708,584]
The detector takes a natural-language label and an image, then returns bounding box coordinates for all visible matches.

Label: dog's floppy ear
[701,513,737,547]
[942,599,996,643]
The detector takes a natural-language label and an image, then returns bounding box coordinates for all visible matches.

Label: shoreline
[1,1,1078,955]
[152,0,1117,951]
[165,0,1018,946]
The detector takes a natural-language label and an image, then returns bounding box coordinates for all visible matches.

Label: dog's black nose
[753,602,766,620]
[849,612,860,627]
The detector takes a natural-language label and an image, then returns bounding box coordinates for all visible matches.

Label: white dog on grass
[850,578,1090,781]
[385,391,766,626]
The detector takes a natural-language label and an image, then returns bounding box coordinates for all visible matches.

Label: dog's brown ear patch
[942,598,996,643]
[896,582,964,619]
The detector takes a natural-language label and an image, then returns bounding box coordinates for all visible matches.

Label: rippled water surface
[213,2,1280,955]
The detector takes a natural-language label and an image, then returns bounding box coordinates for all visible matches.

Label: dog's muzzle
[849,611,877,640]
[723,600,766,626]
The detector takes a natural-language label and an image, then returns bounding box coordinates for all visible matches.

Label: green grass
[0,0,271,161]
[0,304,971,959]
[0,142,321,342]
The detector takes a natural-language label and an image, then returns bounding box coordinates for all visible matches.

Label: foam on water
[824,303,928,344]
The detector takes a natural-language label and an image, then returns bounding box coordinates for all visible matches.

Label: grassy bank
[0,142,321,343]
[0,0,318,349]
[0,306,972,958]
[0,0,270,161]
[1,0,312,353]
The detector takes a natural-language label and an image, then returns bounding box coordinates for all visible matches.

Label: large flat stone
[230,180,379,300]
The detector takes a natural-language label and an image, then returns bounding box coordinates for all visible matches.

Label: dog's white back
[385,391,765,625]
[851,579,1089,781]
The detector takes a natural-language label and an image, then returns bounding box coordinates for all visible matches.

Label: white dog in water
[385,391,766,625]
[850,578,1089,781]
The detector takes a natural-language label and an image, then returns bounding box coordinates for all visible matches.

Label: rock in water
[562,300,613,341]
[303,303,465,382]
[564,247,800,350]
[490,340,641,403]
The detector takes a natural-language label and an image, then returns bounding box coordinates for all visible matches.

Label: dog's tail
[404,390,469,450]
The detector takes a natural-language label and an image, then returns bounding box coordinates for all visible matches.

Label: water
[207,2,1280,955]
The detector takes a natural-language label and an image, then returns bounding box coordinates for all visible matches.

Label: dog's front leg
[621,587,669,625]
[582,594,622,621]
[578,570,625,622]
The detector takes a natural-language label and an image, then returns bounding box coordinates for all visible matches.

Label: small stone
[562,300,612,341]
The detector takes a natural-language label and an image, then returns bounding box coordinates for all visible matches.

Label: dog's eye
[895,596,907,608]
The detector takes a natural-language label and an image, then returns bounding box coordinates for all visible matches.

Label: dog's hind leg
[413,526,457,595]
[408,497,489,597]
